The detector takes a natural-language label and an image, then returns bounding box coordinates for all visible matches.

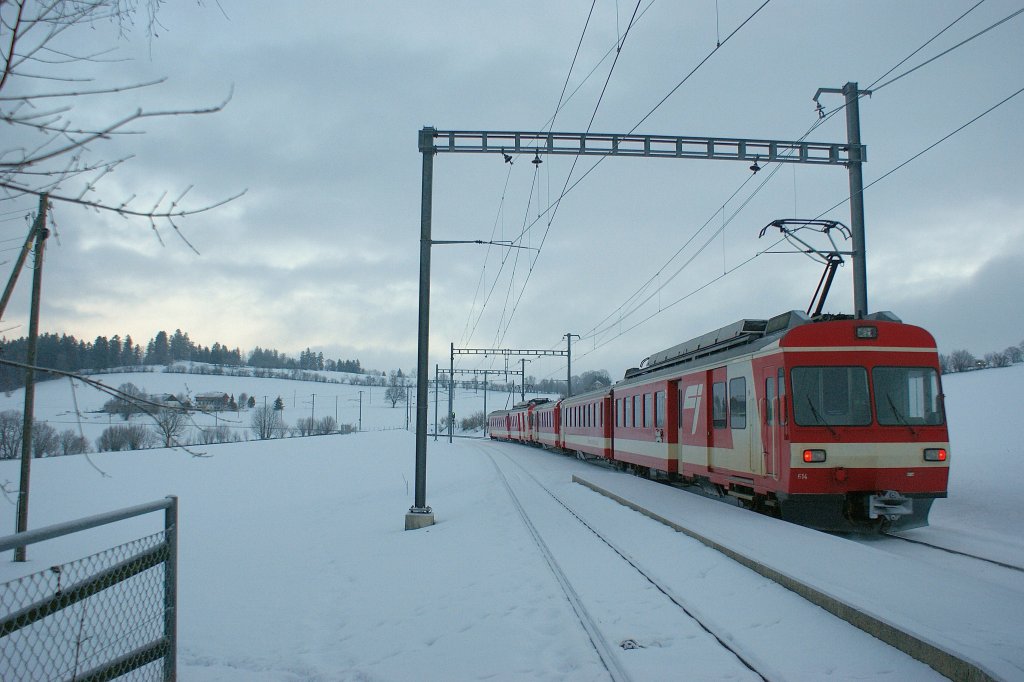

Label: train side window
[655,391,665,428]
[615,399,621,427]
[625,397,632,428]
[712,382,727,429]
[730,377,746,429]
[765,376,776,425]
[644,393,653,428]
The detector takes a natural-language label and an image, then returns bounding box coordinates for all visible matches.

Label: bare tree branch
[1,0,239,240]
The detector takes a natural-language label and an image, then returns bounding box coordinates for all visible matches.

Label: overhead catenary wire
[492,0,648,351]
[573,83,1024,363]
[495,1,772,354]
[460,0,617,357]
[571,2,1020,361]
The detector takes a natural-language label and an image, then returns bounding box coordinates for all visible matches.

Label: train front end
[774,316,950,531]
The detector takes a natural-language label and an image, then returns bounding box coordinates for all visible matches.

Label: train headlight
[855,326,878,339]
[802,449,826,463]
[924,448,947,462]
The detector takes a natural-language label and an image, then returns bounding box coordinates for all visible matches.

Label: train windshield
[791,366,871,426]
[873,366,945,426]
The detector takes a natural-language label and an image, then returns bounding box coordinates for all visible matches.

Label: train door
[760,365,782,479]
[678,371,714,471]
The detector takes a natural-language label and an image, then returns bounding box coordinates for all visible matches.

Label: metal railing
[0,497,178,681]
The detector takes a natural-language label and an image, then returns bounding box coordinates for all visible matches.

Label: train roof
[623,309,904,381]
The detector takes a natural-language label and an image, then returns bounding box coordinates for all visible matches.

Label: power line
[817,83,1024,218]
[494,1,646,348]
[577,84,1024,359]
[496,2,773,350]
[571,2,1013,357]
[463,2,657,354]
[873,5,1024,93]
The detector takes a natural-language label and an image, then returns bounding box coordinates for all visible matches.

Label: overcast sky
[2,1,1022,382]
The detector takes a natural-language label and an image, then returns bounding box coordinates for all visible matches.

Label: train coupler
[867,490,913,521]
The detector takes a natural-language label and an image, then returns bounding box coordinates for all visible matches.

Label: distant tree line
[0,328,367,391]
[939,340,1024,374]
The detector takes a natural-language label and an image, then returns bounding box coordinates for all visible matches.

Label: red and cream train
[487,310,950,532]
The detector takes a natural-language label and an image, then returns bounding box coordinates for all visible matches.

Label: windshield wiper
[805,397,838,439]
[885,393,917,437]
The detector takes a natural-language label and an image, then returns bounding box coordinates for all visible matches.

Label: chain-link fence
[0,498,177,681]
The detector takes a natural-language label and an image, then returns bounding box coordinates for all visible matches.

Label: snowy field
[0,363,1022,679]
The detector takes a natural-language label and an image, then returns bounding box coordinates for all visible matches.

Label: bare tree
[151,407,189,447]
[384,385,405,408]
[103,382,147,419]
[59,429,90,455]
[194,425,232,444]
[30,421,59,457]
[985,351,1011,369]
[948,349,976,373]
[0,410,23,459]
[251,404,285,440]
[315,416,337,435]
[294,417,316,437]
[1005,345,1023,364]
[0,0,241,245]
[459,412,486,432]
[96,423,154,451]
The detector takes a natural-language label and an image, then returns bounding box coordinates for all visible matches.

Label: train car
[487,409,513,440]
[617,310,949,531]
[509,402,530,443]
[533,398,561,449]
[560,389,614,460]
[611,377,678,473]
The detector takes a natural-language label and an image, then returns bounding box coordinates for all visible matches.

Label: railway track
[485,448,769,682]
[479,442,949,681]
[880,532,1024,574]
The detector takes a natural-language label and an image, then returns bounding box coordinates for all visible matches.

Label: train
[487,309,950,532]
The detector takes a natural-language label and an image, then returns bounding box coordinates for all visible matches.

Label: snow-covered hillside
[0,365,524,448]
[0,363,1021,679]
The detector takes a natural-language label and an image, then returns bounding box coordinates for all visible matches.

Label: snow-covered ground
[0,363,1021,679]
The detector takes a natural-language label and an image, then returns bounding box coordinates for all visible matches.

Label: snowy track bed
[482,442,946,681]
[864,529,1024,593]
[496,437,1024,682]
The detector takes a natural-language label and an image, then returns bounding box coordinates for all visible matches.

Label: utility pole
[0,195,47,322]
[358,391,363,432]
[448,342,454,444]
[15,196,48,562]
[814,81,870,318]
[565,333,580,398]
[520,358,530,402]
[406,128,436,530]
[311,393,315,426]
